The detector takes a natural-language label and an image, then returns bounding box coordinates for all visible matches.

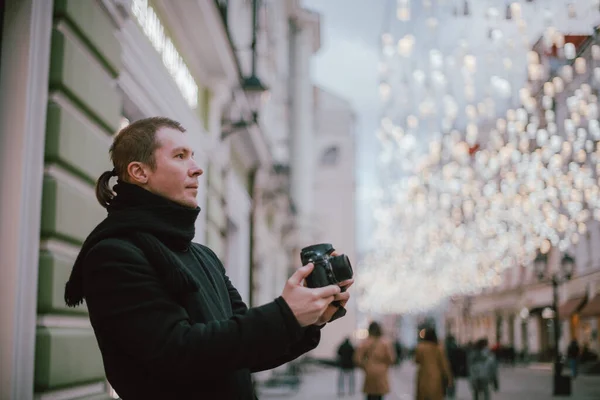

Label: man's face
[144,127,203,208]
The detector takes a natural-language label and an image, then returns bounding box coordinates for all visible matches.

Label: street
[257,362,600,400]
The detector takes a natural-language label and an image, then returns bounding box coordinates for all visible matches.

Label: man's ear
[126,161,149,184]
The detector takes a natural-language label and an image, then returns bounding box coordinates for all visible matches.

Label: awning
[558,297,586,320]
[580,295,600,319]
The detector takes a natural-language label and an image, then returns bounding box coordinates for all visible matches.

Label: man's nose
[189,161,203,177]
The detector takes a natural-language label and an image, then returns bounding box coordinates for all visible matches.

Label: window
[320,146,339,166]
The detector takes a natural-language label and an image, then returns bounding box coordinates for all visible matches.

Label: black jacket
[337,340,355,369]
[65,183,320,399]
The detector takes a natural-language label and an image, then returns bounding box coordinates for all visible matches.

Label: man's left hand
[314,278,353,326]
[301,249,354,326]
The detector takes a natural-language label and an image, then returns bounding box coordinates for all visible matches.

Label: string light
[359,0,600,314]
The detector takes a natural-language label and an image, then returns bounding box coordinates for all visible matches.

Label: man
[64,117,353,400]
[567,339,580,379]
[444,334,460,398]
[393,337,403,366]
[336,336,356,396]
[468,338,498,400]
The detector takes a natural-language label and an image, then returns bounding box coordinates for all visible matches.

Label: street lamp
[221,75,268,140]
[561,254,575,280]
[536,251,575,396]
[534,252,548,281]
[219,0,269,140]
[241,75,268,122]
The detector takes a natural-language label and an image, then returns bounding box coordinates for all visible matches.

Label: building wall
[1,0,54,398]
[36,0,121,397]
[247,0,295,315]
[309,87,358,359]
[247,0,326,329]
[206,163,228,260]
[289,7,320,247]
[225,166,253,304]
[447,269,600,358]
[446,30,600,360]
[1,0,239,397]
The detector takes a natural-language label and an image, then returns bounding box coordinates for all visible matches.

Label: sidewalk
[257,362,600,400]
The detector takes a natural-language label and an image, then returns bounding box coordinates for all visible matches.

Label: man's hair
[423,327,438,344]
[475,338,488,350]
[368,321,383,337]
[95,117,186,208]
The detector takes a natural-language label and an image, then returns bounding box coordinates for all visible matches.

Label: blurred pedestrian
[354,321,396,400]
[337,336,356,396]
[468,338,498,400]
[415,327,453,400]
[394,338,404,366]
[567,339,580,379]
[444,334,460,398]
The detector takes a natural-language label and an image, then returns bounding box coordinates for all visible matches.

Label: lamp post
[534,252,575,396]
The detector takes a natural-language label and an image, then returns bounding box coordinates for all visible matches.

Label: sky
[301,0,388,255]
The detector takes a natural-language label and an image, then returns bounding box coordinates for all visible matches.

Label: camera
[300,243,353,322]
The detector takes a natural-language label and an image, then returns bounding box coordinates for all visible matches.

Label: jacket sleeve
[489,355,499,384]
[208,246,322,372]
[220,265,249,315]
[438,345,454,386]
[414,344,423,365]
[384,340,396,365]
[249,324,322,373]
[353,341,366,368]
[83,239,305,385]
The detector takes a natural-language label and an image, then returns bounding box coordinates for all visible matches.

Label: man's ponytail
[95,168,117,208]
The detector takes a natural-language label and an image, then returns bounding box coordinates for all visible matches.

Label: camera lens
[330,254,353,282]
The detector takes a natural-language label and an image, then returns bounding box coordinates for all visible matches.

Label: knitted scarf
[64,182,201,307]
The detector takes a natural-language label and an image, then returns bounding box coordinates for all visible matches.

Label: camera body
[300,243,353,322]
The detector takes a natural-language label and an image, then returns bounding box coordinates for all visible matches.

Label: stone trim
[0,1,54,398]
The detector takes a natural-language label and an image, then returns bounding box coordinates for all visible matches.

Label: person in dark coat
[444,335,458,398]
[567,339,580,378]
[337,337,356,396]
[63,117,353,400]
[415,327,453,400]
[468,338,498,400]
[393,338,403,366]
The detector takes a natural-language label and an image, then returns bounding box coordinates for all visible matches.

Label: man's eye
[176,154,184,159]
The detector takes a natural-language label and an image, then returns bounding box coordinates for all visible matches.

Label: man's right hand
[281,263,341,327]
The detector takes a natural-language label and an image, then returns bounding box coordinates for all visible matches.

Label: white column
[501,315,510,345]
[0,0,53,398]
[226,171,252,305]
[514,317,523,352]
[528,318,540,355]
[560,320,570,354]
[289,20,316,246]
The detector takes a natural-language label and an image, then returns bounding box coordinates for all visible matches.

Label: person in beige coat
[353,321,396,400]
[414,327,453,400]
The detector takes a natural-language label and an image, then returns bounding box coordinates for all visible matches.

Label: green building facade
[0,0,257,398]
